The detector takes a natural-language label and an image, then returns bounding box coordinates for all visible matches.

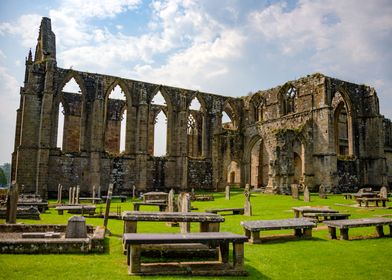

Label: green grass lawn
[1,191,392,280]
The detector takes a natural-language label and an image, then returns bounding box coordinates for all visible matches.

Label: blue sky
[0,0,391,164]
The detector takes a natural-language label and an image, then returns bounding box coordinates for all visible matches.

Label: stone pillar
[132,185,136,199]
[92,185,96,199]
[65,216,87,238]
[225,185,230,200]
[6,182,18,224]
[167,189,175,212]
[244,184,252,216]
[68,187,73,205]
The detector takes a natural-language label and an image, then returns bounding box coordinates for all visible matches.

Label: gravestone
[97,185,101,198]
[132,185,136,199]
[69,187,73,204]
[6,181,18,224]
[225,185,230,200]
[75,185,80,204]
[244,185,252,216]
[304,186,310,202]
[57,184,63,203]
[291,184,299,200]
[167,189,178,227]
[319,185,327,199]
[379,186,388,199]
[103,183,114,235]
[179,193,191,233]
[92,185,96,199]
[65,215,87,238]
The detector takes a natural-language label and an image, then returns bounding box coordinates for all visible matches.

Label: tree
[0,168,7,187]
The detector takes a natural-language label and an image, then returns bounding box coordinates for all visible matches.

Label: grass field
[1,190,392,280]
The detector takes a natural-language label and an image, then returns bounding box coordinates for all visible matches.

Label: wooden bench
[206,208,244,215]
[302,212,350,222]
[292,206,338,218]
[240,218,316,243]
[132,202,167,212]
[123,232,247,276]
[356,197,388,207]
[55,205,96,215]
[324,218,392,240]
[122,211,224,234]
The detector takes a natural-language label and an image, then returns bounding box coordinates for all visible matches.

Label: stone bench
[55,205,96,215]
[22,232,61,239]
[292,206,339,218]
[78,197,102,204]
[205,208,244,215]
[123,232,247,276]
[356,197,388,207]
[102,195,127,202]
[240,218,316,243]
[302,212,351,222]
[17,202,48,212]
[132,202,167,212]
[324,218,392,240]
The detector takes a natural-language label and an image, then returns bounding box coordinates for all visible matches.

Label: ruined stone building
[11,18,392,197]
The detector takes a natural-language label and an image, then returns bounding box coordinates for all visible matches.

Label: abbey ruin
[11,18,392,197]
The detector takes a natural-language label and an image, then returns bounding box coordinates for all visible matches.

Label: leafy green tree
[0,168,7,187]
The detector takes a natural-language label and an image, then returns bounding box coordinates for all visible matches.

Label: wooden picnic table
[240,218,316,243]
[122,211,224,234]
[123,232,247,276]
[292,206,339,218]
[324,218,392,240]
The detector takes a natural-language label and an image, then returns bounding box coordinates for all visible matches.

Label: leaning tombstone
[291,184,299,200]
[225,185,230,200]
[65,216,87,238]
[167,189,178,227]
[6,181,18,224]
[103,183,114,235]
[379,186,388,199]
[244,185,252,216]
[319,185,327,199]
[304,186,310,202]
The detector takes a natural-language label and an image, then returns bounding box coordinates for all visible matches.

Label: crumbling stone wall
[11,17,392,196]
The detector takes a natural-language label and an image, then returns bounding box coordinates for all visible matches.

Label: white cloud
[0,14,41,47]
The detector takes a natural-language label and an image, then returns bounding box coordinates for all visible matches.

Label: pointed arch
[249,93,264,123]
[279,84,297,115]
[222,100,238,130]
[227,160,241,185]
[187,94,206,157]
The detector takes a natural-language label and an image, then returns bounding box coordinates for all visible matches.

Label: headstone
[291,184,299,200]
[379,186,388,199]
[92,185,96,199]
[244,185,252,216]
[69,187,73,205]
[65,215,87,238]
[319,185,327,199]
[6,181,18,224]
[103,183,114,234]
[72,187,76,204]
[168,189,175,212]
[304,186,310,202]
[97,185,101,198]
[225,185,230,200]
[75,185,80,204]
[190,188,195,200]
[59,184,63,203]
[132,185,136,199]
[179,192,191,233]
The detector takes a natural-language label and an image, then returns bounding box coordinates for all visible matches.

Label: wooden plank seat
[123,232,248,276]
[324,218,392,240]
[55,205,96,215]
[240,218,316,243]
[356,197,388,207]
[292,206,338,218]
[132,202,167,212]
[302,212,351,222]
[122,211,224,234]
[205,208,244,215]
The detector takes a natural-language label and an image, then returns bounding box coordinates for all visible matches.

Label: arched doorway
[250,138,269,188]
[227,161,240,185]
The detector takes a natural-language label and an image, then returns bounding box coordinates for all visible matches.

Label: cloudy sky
[0,0,391,164]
